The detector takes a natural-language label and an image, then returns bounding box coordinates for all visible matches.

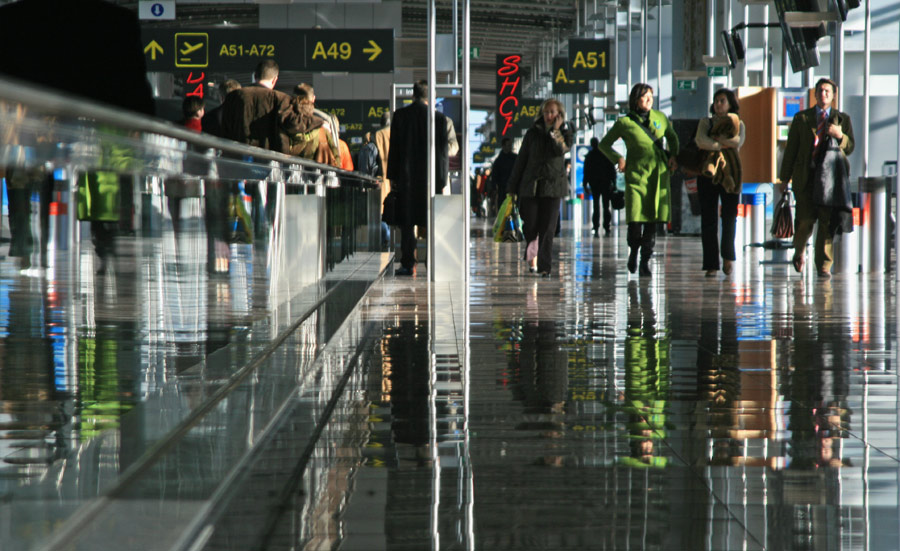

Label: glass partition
[0,77,383,550]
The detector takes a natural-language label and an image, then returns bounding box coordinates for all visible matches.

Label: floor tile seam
[772,395,900,463]
[621,400,771,551]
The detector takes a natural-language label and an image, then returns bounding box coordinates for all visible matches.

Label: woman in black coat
[506,98,573,277]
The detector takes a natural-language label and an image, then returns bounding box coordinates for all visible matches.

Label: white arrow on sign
[139,0,175,20]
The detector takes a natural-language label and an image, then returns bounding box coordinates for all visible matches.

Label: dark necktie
[814,110,828,148]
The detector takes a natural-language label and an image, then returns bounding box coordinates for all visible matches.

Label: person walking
[778,77,855,279]
[221,60,292,154]
[280,85,339,166]
[583,137,618,237]
[599,83,679,277]
[490,138,517,215]
[695,88,745,277]
[202,80,241,138]
[387,80,452,276]
[374,113,392,251]
[505,98,573,277]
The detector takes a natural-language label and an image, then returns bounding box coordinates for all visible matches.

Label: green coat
[778,106,854,194]
[599,110,679,223]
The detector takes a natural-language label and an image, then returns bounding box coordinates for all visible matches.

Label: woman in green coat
[599,84,679,276]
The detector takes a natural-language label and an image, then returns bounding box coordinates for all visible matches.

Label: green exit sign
[458,46,480,59]
[707,66,727,77]
[676,79,697,91]
[606,113,617,122]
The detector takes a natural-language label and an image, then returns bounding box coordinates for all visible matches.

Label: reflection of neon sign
[496,54,521,136]
[185,71,205,98]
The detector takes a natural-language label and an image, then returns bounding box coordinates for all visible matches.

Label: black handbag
[770,191,793,239]
[610,189,625,210]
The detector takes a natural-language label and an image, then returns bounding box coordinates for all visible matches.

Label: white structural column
[656,0,662,103]
[427,0,436,282]
[862,0,871,177]
[707,0,715,104]
[641,0,648,83]
[462,0,471,281]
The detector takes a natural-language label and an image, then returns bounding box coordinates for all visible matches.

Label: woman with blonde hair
[506,97,573,277]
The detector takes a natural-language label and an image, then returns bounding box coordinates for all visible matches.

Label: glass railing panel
[0,78,384,550]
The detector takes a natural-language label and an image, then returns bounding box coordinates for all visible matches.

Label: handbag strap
[627,112,669,157]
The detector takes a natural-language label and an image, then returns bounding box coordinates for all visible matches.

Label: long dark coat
[506,118,573,199]
[583,147,617,195]
[778,107,854,195]
[386,100,450,227]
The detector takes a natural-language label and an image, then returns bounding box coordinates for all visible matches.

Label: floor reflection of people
[620,281,669,468]
[788,289,852,470]
[385,319,430,465]
[79,274,141,467]
[77,136,139,275]
[78,170,123,274]
[696,287,741,466]
[0,277,66,470]
[511,320,568,466]
[1,106,55,272]
[5,167,52,271]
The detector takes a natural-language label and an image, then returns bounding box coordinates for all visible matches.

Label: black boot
[639,258,651,277]
[627,247,639,274]
[638,224,656,277]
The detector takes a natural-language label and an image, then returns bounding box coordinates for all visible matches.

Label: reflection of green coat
[77,171,120,222]
[76,138,137,222]
[599,110,679,223]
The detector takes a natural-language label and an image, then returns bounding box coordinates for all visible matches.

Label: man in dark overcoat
[583,137,618,236]
[779,78,854,278]
[490,138,517,214]
[387,80,451,276]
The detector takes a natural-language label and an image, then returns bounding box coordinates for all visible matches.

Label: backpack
[357,142,380,177]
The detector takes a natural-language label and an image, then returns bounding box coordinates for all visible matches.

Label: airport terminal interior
[1,0,900,550]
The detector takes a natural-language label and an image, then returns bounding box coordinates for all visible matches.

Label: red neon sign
[496,54,522,136]
[185,71,205,98]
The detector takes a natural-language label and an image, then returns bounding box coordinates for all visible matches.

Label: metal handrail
[0,74,378,187]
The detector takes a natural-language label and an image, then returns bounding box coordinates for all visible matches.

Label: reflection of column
[861,275,886,370]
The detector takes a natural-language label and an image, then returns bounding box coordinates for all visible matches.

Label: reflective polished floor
[330,221,900,551]
[3,217,900,551]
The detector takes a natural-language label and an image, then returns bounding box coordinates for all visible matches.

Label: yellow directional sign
[141,29,393,73]
[305,30,394,72]
[144,40,164,61]
[174,32,208,68]
[363,40,382,61]
[567,38,611,81]
[552,57,588,93]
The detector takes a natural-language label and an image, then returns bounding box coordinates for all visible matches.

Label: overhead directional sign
[552,57,588,94]
[567,38,611,81]
[511,98,544,133]
[305,30,393,72]
[141,29,394,73]
[315,99,390,153]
